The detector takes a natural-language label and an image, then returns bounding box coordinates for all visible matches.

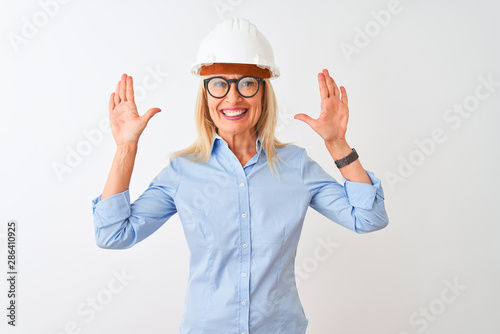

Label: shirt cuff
[342,170,385,210]
[92,189,131,229]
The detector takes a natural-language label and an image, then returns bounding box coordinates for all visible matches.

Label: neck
[217,129,258,166]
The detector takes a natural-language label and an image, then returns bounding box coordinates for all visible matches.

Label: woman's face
[206,74,264,139]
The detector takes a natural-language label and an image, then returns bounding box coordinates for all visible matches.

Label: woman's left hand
[294,69,349,143]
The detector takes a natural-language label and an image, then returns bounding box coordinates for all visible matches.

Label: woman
[92,18,388,334]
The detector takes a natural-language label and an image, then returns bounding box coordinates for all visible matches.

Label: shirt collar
[211,132,263,158]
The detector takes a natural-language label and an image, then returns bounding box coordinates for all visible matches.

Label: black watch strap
[334,148,358,168]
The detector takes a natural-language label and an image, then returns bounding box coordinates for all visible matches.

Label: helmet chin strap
[200,63,271,79]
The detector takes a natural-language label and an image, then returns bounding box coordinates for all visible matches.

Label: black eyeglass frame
[203,76,264,99]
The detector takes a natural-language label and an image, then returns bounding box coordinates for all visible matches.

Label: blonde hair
[172,76,288,174]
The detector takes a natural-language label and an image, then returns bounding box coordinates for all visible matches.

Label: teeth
[222,109,247,117]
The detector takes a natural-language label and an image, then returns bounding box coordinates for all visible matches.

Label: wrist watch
[334,148,358,168]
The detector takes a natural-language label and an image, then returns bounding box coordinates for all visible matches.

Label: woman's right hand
[108,73,162,147]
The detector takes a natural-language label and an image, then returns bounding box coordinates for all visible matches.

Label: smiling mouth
[220,109,248,117]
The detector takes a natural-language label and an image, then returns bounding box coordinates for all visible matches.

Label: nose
[224,82,242,103]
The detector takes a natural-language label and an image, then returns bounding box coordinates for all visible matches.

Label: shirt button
[240,182,245,187]
[243,243,247,248]
[242,272,247,277]
[242,213,247,218]
[241,301,246,306]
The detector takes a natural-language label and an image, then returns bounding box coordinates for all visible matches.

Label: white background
[1,0,499,333]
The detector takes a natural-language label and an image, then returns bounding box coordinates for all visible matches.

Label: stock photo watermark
[339,0,405,63]
[7,0,75,54]
[51,65,169,183]
[384,74,499,191]
[398,277,467,334]
[213,0,244,20]
[243,234,339,331]
[192,171,229,210]
[275,105,294,134]
[295,235,340,288]
[6,220,18,326]
[47,268,134,334]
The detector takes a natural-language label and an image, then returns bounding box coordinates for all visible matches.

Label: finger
[126,76,135,102]
[331,76,340,98]
[114,80,121,104]
[141,108,162,123]
[119,73,127,101]
[323,69,338,97]
[318,73,329,100]
[109,93,115,112]
[340,86,348,105]
[294,113,317,128]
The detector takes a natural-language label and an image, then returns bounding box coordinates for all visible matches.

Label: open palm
[294,69,349,143]
[109,73,161,146]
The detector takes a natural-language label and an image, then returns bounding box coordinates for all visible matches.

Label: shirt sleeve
[300,148,389,233]
[91,158,181,249]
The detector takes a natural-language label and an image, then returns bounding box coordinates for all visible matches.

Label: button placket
[237,173,251,333]
[227,150,252,334]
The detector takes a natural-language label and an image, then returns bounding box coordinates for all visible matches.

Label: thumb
[294,113,316,128]
[141,108,162,123]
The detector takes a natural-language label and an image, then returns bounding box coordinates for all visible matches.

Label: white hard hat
[190,18,280,78]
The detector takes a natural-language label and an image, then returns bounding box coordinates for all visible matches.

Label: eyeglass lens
[207,77,260,98]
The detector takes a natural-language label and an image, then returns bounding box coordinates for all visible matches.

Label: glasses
[204,76,264,98]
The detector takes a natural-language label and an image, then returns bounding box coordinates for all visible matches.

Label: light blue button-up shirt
[92,134,389,334]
